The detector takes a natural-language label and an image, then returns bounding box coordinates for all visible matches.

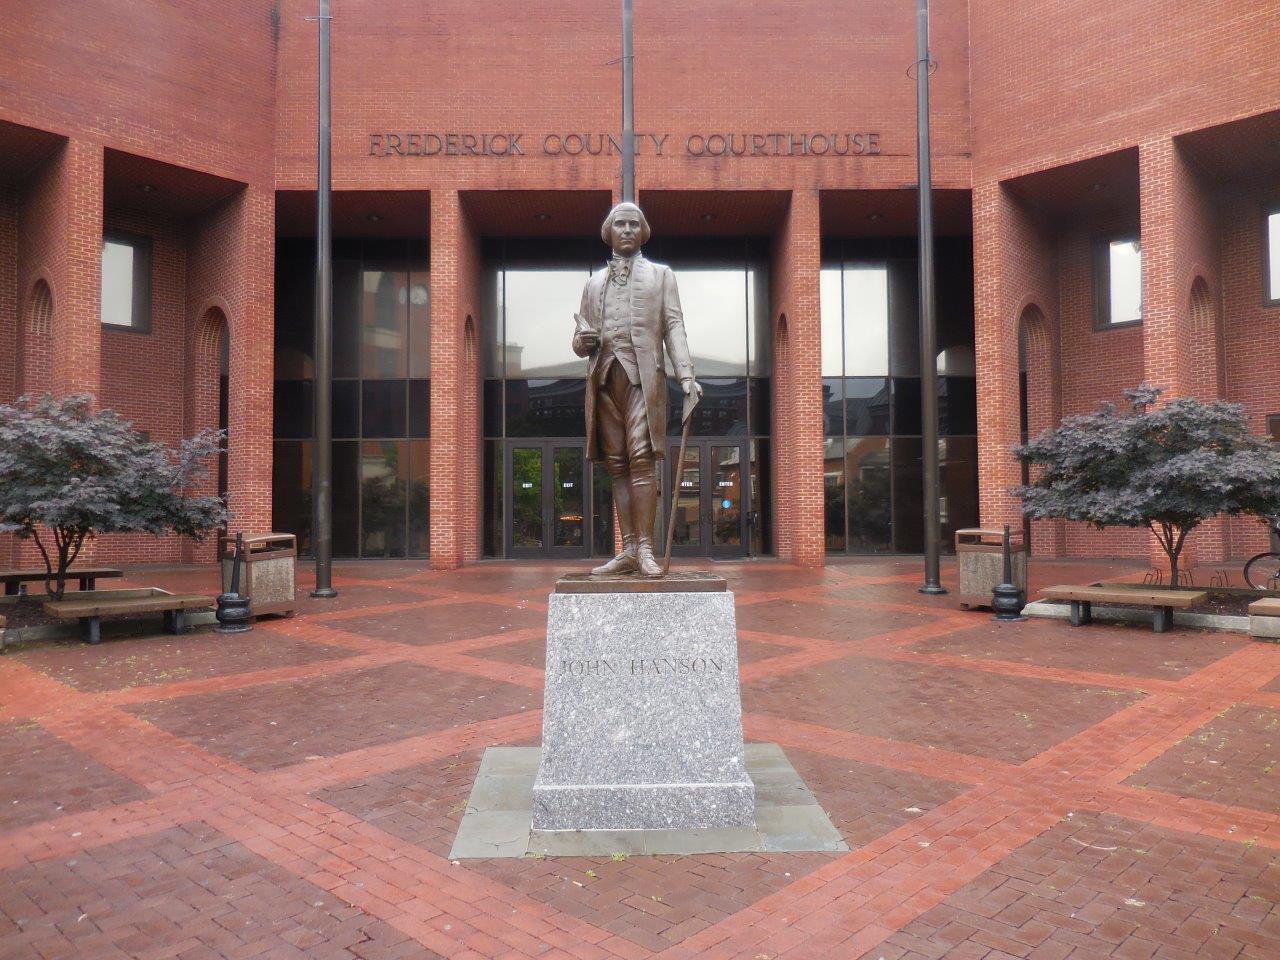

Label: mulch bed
[0,595,60,631]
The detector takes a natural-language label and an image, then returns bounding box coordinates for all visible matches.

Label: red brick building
[2,0,1277,571]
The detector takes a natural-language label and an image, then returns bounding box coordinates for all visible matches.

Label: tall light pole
[916,0,946,594]
[311,0,337,599]
[620,0,635,202]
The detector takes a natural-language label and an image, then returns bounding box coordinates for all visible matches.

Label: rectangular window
[1094,236,1142,327]
[819,263,890,377]
[1266,208,1280,304]
[101,232,152,331]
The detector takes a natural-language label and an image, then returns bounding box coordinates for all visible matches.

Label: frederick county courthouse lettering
[369,132,882,158]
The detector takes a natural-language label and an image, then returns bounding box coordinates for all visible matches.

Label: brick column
[196,186,275,540]
[16,138,103,401]
[973,180,1058,537]
[10,140,103,567]
[1139,138,1225,564]
[769,189,823,567]
[429,190,482,568]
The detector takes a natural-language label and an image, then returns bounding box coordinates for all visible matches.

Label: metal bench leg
[173,610,187,634]
[1069,601,1081,626]
[1153,606,1173,633]
[81,616,101,645]
[1080,601,1092,625]
[4,582,17,597]
[81,576,95,591]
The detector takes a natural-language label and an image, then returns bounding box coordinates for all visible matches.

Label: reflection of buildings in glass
[846,439,891,550]
[505,379,586,435]
[361,271,407,377]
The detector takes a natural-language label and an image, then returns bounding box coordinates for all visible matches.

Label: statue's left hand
[682,379,703,401]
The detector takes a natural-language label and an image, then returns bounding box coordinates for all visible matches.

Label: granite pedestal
[531,574,755,831]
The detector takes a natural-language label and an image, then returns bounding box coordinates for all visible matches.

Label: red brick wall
[429,191,483,567]
[274,0,971,195]
[93,207,189,566]
[769,190,823,567]
[0,185,15,407]
[0,1,276,185]
[3,0,1279,571]
[1220,176,1280,561]
[968,0,1279,184]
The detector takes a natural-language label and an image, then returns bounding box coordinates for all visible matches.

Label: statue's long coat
[572,256,694,462]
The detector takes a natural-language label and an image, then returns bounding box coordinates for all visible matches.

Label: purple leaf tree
[1016,385,1280,587]
[0,395,229,598]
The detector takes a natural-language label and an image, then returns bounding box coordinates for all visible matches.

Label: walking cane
[662,384,700,576]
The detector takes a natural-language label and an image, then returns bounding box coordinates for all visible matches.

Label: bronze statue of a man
[573,202,701,577]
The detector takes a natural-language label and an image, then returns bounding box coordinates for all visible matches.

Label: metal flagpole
[620,0,635,202]
[311,0,337,599]
[916,0,946,594]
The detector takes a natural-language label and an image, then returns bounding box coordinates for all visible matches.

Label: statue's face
[609,212,643,256]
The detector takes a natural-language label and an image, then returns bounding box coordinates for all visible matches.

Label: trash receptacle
[955,528,1027,610]
[220,533,297,619]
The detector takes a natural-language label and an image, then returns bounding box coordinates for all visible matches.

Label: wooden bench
[0,567,123,596]
[1249,597,1280,642]
[44,588,215,645]
[1040,584,1208,633]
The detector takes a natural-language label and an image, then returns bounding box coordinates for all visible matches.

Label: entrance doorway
[667,439,750,559]
[504,441,591,559]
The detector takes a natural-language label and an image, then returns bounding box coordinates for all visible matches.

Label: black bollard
[215,532,253,634]
[992,524,1027,622]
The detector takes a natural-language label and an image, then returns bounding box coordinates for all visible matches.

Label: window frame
[100,230,153,333]
[1263,203,1280,308]
[1092,234,1143,330]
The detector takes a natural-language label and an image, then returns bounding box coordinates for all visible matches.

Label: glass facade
[821,238,979,554]
[272,237,430,557]
[482,238,771,559]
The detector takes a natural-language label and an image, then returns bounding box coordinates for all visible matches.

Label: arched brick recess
[182,306,229,563]
[1017,303,1065,557]
[19,278,54,397]
[1187,275,1230,563]
[8,280,57,566]
[1187,276,1223,399]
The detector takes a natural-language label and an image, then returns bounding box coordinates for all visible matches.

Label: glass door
[707,442,745,559]
[549,445,586,559]
[507,445,544,559]
[504,441,590,559]
[667,440,748,559]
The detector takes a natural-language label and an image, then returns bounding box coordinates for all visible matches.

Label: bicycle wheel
[1244,552,1280,590]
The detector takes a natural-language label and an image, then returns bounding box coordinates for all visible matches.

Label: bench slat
[0,568,123,582]
[1040,585,1206,608]
[45,593,214,619]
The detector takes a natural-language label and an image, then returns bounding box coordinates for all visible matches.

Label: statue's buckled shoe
[592,538,637,576]
[636,538,663,578]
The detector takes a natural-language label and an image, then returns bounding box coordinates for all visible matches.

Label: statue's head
[601,202,650,257]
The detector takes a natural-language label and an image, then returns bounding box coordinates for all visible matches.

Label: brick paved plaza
[2,558,1279,960]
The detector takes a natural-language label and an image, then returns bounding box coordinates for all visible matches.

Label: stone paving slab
[450,744,848,859]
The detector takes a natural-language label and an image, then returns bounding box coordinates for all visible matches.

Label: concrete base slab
[449,743,847,859]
